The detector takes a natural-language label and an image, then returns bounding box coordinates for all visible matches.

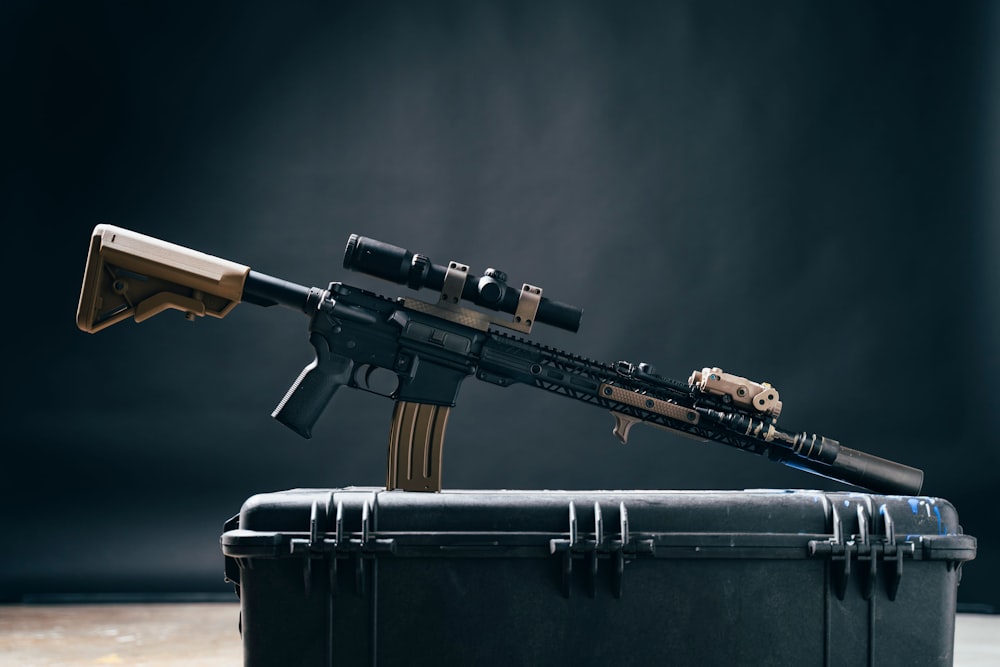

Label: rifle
[76,224,924,495]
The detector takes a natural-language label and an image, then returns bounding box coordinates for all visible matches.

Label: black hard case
[221,488,975,667]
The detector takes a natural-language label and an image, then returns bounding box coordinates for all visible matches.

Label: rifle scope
[343,234,583,333]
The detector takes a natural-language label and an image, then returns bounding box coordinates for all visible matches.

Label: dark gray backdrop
[3,1,997,609]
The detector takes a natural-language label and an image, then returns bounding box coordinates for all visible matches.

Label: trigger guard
[356,363,401,398]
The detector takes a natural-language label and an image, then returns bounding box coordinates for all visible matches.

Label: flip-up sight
[343,234,583,333]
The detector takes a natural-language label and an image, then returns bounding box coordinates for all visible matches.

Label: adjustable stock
[77,224,250,332]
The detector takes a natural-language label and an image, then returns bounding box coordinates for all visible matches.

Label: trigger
[611,412,641,444]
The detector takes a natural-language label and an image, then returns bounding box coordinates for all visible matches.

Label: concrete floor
[0,603,242,667]
[0,604,996,666]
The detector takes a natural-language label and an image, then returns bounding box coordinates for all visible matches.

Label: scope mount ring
[511,284,542,334]
[439,262,468,306]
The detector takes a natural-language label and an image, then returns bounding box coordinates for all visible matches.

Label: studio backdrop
[2,1,997,609]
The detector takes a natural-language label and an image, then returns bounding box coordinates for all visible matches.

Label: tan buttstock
[76,224,250,333]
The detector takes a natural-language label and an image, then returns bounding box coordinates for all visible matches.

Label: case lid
[221,488,975,601]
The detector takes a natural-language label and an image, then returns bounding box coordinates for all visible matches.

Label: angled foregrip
[272,333,354,439]
[387,401,451,492]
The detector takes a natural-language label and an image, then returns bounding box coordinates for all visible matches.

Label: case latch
[290,499,395,597]
[549,501,654,599]
[808,501,915,601]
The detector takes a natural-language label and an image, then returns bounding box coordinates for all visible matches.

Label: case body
[221,488,976,667]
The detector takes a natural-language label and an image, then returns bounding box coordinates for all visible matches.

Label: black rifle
[77,225,924,494]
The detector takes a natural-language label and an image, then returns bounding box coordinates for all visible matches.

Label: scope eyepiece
[343,234,583,333]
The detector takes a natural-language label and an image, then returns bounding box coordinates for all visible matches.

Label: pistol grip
[387,401,450,492]
[272,334,353,438]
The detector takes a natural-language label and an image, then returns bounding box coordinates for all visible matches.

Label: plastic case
[221,488,976,666]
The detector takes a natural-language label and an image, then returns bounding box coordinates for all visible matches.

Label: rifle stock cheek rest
[76,224,249,333]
